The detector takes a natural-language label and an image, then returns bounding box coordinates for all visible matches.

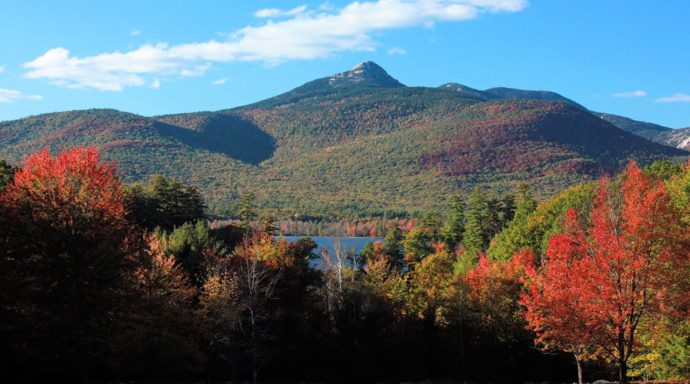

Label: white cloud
[387,46,407,56]
[0,66,4,74]
[613,90,646,98]
[255,5,308,18]
[212,78,229,85]
[130,29,142,37]
[24,0,527,91]
[0,88,43,103]
[151,78,161,89]
[656,93,690,103]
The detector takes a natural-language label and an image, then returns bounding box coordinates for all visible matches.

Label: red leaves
[521,161,689,372]
[2,146,126,230]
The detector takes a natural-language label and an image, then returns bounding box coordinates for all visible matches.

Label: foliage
[383,222,404,267]
[157,220,225,284]
[463,186,489,257]
[1,145,687,382]
[465,250,533,343]
[0,147,131,379]
[410,249,457,327]
[440,194,465,253]
[403,227,434,266]
[115,234,203,379]
[521,162,689,383]
[126,174,206,231]
[644,159,683,180]
[0,158,15,192]
[629,318,690,380]
[489,183,594,261]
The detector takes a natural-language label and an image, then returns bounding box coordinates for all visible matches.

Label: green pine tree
[441,194,464,253]
[462,186,488,259]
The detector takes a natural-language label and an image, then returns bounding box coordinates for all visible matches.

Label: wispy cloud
[23,0,527,91]
[0,66,5,74]
[212,78,229,85]
[0,88,43,103]
[656,93,690,103]
[130,29,142,37]
[255,5,308,18]
[613,90,646,98]
[387,47,407,56]
[151,78,161,89]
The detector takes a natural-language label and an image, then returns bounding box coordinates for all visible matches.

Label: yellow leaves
[134,234,194,304]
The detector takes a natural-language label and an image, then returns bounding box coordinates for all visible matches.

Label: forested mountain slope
[1,62,686,217]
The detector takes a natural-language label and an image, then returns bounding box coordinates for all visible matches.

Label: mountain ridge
[1,61,687,217]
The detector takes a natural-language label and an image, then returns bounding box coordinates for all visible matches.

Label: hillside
[597,112,690,151]
[440,83,587,109]
[0,62,686,218]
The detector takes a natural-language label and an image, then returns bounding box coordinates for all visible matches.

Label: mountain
[0,62,686,217]
[251,61,405,108]
[440,83,586,109]
[596,112,690,151]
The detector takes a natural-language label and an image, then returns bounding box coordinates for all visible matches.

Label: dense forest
[0,147,688,383]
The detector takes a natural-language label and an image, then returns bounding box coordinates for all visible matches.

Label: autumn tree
[0,147,131,379]
[410,248,456,328]
[465,250,533,344]
[115,234,202,379]
[522,162,689,384]
[521,211,598,384]
[233,231,287,384]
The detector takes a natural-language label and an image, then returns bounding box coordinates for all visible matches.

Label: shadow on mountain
[154,114,275,165]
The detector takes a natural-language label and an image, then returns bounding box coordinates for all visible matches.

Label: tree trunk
[459,318,465,380]
[618,358,627,384]
[618,331,628,384]
[574,353,583,384]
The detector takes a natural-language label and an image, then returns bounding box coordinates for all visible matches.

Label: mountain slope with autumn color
[0,62,686,217]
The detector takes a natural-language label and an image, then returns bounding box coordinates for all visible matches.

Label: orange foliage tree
[521,162,688,384]
[465,249,534,342]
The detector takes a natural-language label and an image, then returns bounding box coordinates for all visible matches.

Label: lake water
[281,236,383,268]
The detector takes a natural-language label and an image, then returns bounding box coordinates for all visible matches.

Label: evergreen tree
[403,228,433,266]
[0,158,16,192]
[159,220,224,285]
[420,211,442,241]
[126,175,206,231]
[441,194,464,253]
[513,184,537,223]
[463,187,488,258]
[382,222,403,267]
[237,192,257,231]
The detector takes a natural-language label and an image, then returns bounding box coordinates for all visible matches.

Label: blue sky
[1,0,688,127]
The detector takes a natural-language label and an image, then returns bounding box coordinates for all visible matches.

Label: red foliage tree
[521,209,597,384]
[3,147,126,228]
[0,146,131,378]
[521,162,688,384]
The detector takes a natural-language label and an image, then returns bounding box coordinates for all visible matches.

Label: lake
[281,236,383,268]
